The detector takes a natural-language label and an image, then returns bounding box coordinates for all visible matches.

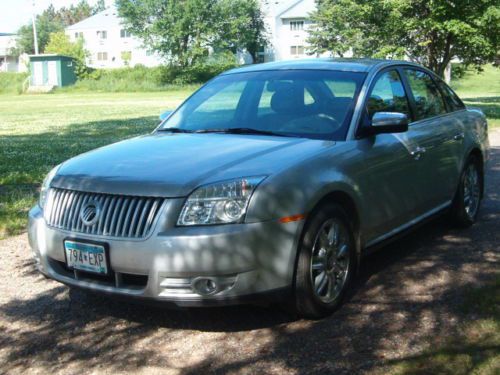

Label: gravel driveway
[1,131,499,375]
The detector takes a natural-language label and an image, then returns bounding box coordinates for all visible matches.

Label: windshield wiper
[194,127,293,137]
[157,127,193,133]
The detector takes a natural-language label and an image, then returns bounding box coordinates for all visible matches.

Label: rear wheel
[450,156,482,227]
[294,203,356,319]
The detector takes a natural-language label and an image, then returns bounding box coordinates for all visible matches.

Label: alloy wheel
[463,163,480,220]
[310,218,350,303]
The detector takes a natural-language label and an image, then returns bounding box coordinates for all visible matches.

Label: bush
[59,53,240,92]
[160,53,239,84]
[0,72,29,94]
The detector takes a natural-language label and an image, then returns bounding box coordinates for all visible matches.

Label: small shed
[29,54,77,88]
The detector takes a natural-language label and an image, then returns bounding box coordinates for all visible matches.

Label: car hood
[52,132,334,197]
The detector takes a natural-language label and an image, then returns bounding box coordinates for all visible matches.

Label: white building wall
[274,18,317,60]
[260,0,326,62]
[0,34,22,72]
[65,8,163,69]
[67,27,162,68]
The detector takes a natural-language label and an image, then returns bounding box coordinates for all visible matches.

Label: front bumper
[28,202,302,306]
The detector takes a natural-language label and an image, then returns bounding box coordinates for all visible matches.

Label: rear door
[401,68,459,209]
[435,79,468,186]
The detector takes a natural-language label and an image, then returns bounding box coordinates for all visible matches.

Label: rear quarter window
[436,80,466,112]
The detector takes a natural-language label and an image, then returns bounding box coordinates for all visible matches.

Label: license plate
[64,240,108,275]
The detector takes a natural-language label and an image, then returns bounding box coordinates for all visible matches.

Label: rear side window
[404,69,447,120]
[436,80,465,112]
[366,70,410,119]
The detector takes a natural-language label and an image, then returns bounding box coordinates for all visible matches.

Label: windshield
[160,70,367,140]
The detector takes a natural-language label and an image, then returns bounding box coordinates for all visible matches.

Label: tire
[450,155,483,227]
[294,203,357,319]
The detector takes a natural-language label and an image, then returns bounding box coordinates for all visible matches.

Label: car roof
[222,58,417,75]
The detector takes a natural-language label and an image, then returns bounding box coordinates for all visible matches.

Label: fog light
[192,277,218,296]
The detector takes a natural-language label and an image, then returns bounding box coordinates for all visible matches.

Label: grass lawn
[0,66,498,238]
[452,65,500,128]
[0,89,195,238]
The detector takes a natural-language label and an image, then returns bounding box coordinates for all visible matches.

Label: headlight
[177,176,266,226]
[39,164,60,209]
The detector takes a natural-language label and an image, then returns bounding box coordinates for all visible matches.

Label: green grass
[452,65,500,128]
[0,90,195,238]
[378,277,500,375]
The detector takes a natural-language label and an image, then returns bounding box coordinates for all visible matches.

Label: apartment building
[64,0,322,68]
[65,7,162,68]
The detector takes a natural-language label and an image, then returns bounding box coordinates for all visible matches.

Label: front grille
[45,188,164,238]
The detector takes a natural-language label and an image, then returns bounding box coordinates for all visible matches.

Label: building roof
[66,7,122,30]
[261,0,300,17]
[279,0,315,19]
[0,33,16,36]
[223,58,413,74]
[29,54,75,60]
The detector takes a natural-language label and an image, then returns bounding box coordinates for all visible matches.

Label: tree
[55,0,106,26]
[16,5,63,55]
[308,0,499,77]
[45,31,89,78]
[214,0,268,63]
[116,0,268,66]
[15,0,106,55]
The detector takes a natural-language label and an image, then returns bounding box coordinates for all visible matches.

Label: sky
[0,0,113,33]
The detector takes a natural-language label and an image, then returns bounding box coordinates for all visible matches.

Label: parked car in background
[29,59,489,318]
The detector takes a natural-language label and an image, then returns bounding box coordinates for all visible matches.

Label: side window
[366,70,410,119]
[404,69,447,120]
[436,80,465,112]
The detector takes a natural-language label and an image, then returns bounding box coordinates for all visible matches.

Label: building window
[74,32,83,39]
[290,45,305,56]
[290,21,304,31]
[97,52,108,61]
[96,30,107,39]
[120,29,132,38]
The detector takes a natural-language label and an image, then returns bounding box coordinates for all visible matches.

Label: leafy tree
[16,5,63,55]
[308,0,499,77]
[116,0,267,66]
[214,0,268,63]
[45,31,89,78]
[56,0,106,26]
[15,0,106,55]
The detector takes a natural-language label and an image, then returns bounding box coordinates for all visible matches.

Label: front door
[358,69,427,240]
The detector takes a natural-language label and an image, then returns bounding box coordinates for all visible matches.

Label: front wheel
[450,156,483,227]
[294,203,356,319]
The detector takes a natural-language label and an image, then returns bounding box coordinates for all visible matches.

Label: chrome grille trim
[44,188,164,239]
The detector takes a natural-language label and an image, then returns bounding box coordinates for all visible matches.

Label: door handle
[452,133,465,141]
[410,146,426,160]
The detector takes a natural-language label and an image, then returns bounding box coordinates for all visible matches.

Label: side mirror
[368,112,408,135]
[159,110,173,122]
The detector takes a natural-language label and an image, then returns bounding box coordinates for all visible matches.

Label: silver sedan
[28,59,489,318]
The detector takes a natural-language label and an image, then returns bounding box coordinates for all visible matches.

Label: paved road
[1,132,499,375]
